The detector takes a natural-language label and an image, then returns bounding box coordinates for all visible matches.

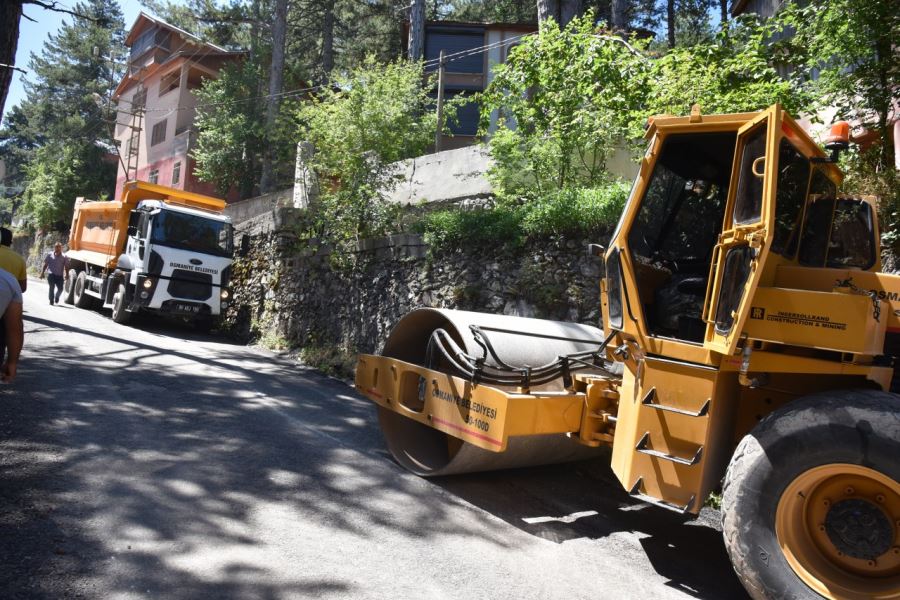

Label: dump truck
[63,180,234,329]
[355,105,900,600]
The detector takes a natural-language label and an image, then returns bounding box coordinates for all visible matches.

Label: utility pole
[434,50,445,152]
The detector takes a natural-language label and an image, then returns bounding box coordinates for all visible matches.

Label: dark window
[424,28,485,74]
[714,245,753,334]
[626,131,736,340]
[172,161,181,185]
[150,120,167,146]
[148,169,159,184]
[797,168,839,267]
[606,249,623,330]
[772,139,811,256]
[798,197,833,267]
[131,88,147,111]
[628,133,734,265]
[445,89,479,136]
[733,123,768,225]
[827,199,876,270]
[151,210,233,257]
[130,27,169,60]
[130,28,157,59]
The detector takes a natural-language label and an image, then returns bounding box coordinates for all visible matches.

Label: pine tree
[0,0,125,229]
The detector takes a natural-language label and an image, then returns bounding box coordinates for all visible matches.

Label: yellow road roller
[355,104,900,600]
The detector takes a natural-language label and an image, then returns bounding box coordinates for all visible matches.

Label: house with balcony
[406,20,538,150]
[112,13,244,200]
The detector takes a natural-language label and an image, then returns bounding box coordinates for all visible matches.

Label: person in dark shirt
[40,242,69,305]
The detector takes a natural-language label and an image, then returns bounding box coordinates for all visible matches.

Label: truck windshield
[150,210,233,257]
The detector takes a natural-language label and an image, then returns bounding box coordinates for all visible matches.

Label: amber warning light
[822,120,850,162]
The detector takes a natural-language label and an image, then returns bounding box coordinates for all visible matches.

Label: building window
[150,120,167,146]
[159,70,180,96]
[172,161,181,185]
[130,27,169,61]
[149,169,159,184]
[131,87,147,111]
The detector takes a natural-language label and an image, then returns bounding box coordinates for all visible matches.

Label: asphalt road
[0,276,750,600]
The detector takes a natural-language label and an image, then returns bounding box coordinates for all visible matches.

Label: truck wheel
[73,271,94,309]
[722,390,900,600]
[111,282,131,324]
[62,268,77,304]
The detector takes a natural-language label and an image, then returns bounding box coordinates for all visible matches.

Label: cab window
[733,124,768,225]
[771,139,810,256]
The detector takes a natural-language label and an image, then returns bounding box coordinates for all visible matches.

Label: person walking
[0,227,27,293]
[0,268,23,382]
[40,242,69,305]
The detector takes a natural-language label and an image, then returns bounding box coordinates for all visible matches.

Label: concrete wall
[224,188,294,225]
[385,145,494,205]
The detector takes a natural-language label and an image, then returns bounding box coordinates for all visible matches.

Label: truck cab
[119,200,233,324]
[64,181,234,329]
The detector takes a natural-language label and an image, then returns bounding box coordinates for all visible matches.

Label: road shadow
[3,312,747,599]
[0,321,518,599]
[435,457,748,599]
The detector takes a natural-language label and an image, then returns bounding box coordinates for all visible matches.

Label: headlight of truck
[143,278,154,289]
[220,288,230,300]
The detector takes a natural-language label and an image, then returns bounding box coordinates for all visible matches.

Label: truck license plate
[175,303,200,313]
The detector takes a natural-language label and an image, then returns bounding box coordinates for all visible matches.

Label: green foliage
[297,57,440,247]
[646,14,813,117]
[417,205,523,250]
[0,0,124,230]
[192,61,267,198]
[419,180,629,252]
[779,0,898,224]
[480,12,651,199]
[299,344,357,379]
[519,182,630,238]
[21,143,112,230]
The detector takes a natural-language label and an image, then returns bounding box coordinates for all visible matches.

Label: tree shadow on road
[0,315,520,599]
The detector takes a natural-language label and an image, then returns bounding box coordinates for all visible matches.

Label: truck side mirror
[127,225,138,237]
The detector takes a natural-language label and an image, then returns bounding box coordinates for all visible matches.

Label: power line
[115,33,536,117]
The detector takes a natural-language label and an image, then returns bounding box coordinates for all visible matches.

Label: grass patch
[417,181,629,253]
[300,345,357,379]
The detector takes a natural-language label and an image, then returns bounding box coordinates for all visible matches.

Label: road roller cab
[355,104,900,600]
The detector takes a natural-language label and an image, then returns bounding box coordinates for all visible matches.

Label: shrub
[416,205,523,251]
[418,180,630,252]
[519,182,630,239]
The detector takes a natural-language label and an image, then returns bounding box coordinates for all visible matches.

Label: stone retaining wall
[225,208,608,357]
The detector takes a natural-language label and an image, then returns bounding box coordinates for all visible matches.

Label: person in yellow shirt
[0,227,27,293]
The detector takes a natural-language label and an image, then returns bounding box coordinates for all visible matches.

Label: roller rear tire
[722,390,900,600]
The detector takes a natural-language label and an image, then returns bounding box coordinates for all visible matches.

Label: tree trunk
[259,0,288,194]
[611,0,627,30]
[407,0,425,61]
[559,0,583,27]
[537,0,559,28]
[667,0,676,47]
[720,0,728,24]
[0,1,23,117]
[321,0,334,78]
